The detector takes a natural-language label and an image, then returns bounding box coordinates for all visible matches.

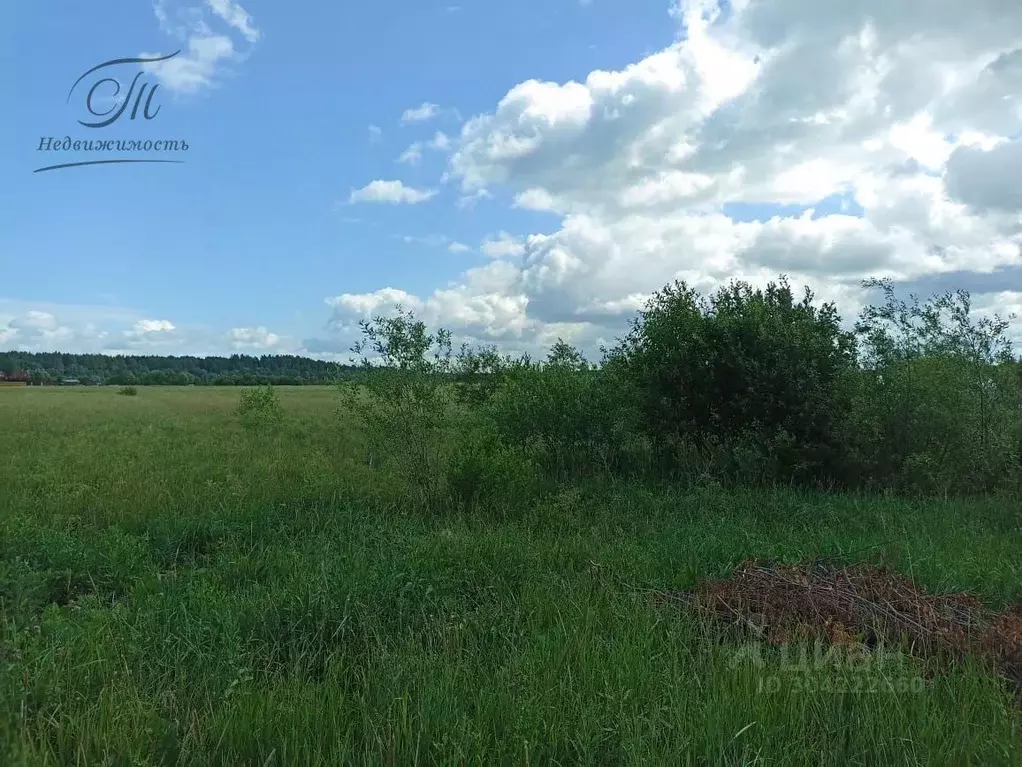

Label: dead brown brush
[654,559,1022,694]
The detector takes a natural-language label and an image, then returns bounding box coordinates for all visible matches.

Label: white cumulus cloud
[481,231,527,259]
[322,0,1022,357]
[401,102,441,123]
[348,180,438,205]
[228,326,282,350]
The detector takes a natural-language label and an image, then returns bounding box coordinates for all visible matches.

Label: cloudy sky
[2,0,1021,359]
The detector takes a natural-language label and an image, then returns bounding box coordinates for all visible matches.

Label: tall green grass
[1,387,1021,764]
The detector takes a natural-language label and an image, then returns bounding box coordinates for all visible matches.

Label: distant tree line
[0,352,363,386]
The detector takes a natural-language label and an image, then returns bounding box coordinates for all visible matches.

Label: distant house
[0,370,29,386]
[61,378,81,386]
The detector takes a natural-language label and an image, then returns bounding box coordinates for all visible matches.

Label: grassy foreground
[1,387,1021,765]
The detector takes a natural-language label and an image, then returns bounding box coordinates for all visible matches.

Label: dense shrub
[480,344,644,479]
[606,277,857,486]
[117,386,138,397]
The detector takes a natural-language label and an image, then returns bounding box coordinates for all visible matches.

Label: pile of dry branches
[656,559,1022,692]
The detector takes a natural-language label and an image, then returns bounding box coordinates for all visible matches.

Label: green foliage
[342,307,466,512]
[443,423,549,515]
[607,276,857,486]
[480,348,643,479]
[855,278,1014,368]
[117,386,138,397]
[5,271,1022,764]
[342,277,1022,501]
[343,315,623,509]
[545,338,590,371]
[845,279,1022,496]
[452,345,530,408]
[235,385,285,428]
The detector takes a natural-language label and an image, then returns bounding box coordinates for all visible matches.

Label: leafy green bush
[117,386,138,397]
[845,279,1022,496]
[342,307,467,512]
[606,276,857,486]
[480,344,642,480]
[452,345,531,408]
[344,316,595,510]
[236,385,284,428]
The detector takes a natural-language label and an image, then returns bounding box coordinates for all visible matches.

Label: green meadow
[2,385,1021,765]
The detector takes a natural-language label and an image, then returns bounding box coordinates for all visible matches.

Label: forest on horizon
[0,351,360,386]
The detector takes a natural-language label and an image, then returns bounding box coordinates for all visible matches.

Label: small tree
[236,385,284,429]
[343,307,460,511]
[545,339,590,372]
[849,279,1021,495]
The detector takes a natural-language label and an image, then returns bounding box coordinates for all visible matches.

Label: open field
[2,386,1022,765]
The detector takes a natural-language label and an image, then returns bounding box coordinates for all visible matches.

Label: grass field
[2,386,1021,765]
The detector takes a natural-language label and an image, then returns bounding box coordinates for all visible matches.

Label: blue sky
[2,0,1021,357]
[0,0,673,354]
